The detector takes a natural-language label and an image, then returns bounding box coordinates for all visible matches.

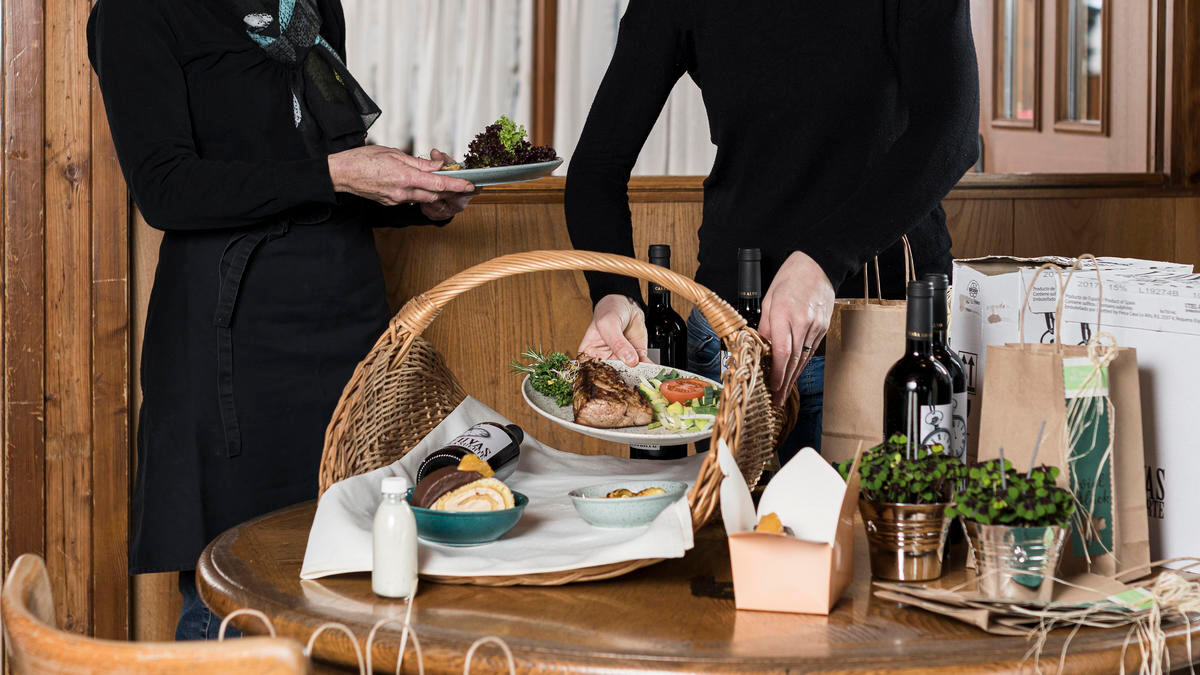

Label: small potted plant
[835,434,965,582]
[947,459,1076,602]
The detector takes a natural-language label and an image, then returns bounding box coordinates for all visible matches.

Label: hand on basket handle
[759,251,834,406]
[578,294,648,367]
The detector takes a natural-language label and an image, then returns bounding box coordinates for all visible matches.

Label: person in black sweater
[567,1,979,459]
[89,0,476,640]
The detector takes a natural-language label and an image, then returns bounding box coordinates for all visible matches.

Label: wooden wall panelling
[1176,198,1200,268]
[1012,198,1178,261]
[943,198,1016,258]
[2,0,46,619]
[89,77,130,640]
[44,0,95,635]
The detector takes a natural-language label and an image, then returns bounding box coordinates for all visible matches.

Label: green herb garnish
[496,115,528,153]
[510,346,575,407]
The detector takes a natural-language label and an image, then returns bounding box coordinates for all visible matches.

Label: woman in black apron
[88,0,476,639]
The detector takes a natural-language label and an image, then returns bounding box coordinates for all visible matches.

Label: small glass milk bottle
[372,476,418,598]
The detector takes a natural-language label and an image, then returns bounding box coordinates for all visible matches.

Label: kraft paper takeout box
[719,441,862,615]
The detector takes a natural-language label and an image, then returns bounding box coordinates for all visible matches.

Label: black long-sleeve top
[88,0,444,573]
[566,1,980,305]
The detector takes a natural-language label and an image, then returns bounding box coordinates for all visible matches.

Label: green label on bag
[1106,587,1155,612]
[1063,357,1113,558]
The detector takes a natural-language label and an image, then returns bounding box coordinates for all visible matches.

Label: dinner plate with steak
[518,355,722,446]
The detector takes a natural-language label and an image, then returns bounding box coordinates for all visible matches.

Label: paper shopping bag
[820,238,915,465]
[977,258,1151,580]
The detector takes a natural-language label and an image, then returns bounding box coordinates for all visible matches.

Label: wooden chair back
[2,554,309,674]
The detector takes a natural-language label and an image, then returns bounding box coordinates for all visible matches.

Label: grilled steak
[572,357,654,428]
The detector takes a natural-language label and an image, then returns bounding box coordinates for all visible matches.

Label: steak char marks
[572,356,653,428]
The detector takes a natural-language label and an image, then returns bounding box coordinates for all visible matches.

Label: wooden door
[973,0,1160,173]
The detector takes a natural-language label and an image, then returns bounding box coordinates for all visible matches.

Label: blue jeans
[687,308,823,465]
[176,571,239,641]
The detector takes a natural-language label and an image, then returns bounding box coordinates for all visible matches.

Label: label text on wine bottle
[909,403,953,448]
[447,424,508,461]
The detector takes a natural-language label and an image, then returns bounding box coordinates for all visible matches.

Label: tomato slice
[659,378,708,404]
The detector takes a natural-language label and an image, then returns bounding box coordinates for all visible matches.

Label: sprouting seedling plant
[835,434,965,505]
[946,459,1076,528]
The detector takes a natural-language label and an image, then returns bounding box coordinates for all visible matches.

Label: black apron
[132,202,391,573]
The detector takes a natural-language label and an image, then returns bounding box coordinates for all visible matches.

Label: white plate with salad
[516,354,723,446]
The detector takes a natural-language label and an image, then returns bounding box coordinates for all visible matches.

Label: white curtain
[553,0,715,176]
[341,0,534,161]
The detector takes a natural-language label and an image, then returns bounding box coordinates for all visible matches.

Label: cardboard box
[718,441,862,614]
[951,256,1200,567]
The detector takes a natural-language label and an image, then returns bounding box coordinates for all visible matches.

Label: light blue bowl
[405,489,528,546]
[568,481,689,528]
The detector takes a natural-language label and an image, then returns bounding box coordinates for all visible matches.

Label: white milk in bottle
[372,476,418,598]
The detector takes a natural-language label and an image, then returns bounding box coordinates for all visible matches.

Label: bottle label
[447,424,509,461]
[719,349,731,376]
[646,347,662,365]
[907,403,953,449]
[630,443,659,451]
[951,392,968,462]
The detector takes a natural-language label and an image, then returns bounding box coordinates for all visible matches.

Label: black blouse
[89,0,440,573]
[565,0,980,305]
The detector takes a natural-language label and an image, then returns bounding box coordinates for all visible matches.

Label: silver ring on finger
[801,345,813,353]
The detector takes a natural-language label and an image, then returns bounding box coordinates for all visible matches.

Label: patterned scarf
[233,0,381,155]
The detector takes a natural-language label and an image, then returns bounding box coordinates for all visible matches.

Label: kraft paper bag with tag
[976,258,1151,581]
[821,239,912,465]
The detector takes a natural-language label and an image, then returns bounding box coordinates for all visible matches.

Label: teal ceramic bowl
[405,489,528,546]
[568,480,688,528]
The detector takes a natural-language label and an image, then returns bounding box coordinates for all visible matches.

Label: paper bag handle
[1017,254,1104,348]
[862,235,915,303]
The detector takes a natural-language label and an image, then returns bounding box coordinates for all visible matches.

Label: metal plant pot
[973,523,1067,602]
[859,500,951,581]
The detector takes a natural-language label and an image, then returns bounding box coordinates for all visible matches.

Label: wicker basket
[318,250,798,586]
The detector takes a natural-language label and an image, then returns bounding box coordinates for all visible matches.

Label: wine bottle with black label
[883,280,954,455]
[632,244,688,460]
[415,422,523,483]
[923,273,969,463]
[720,248,762,375]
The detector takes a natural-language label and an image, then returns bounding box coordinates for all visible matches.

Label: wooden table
[198,501,1199,673]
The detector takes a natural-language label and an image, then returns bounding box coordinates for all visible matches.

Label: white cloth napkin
[300,396,700,579]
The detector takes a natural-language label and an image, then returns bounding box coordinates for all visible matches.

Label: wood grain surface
[1012,197,1177,258]
[198,501,1200,674]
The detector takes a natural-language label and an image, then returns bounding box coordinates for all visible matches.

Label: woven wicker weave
[318,250,798,586]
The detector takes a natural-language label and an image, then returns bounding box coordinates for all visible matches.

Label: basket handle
[390,250,748,345]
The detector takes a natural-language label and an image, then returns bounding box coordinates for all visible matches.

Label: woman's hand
[758,251,835,406]
[327,145,475,206]
[418,148,481,220]
[577,294,648,366]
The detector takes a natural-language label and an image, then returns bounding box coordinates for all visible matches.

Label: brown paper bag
[977,258,1151,580]
[820,239,912,465]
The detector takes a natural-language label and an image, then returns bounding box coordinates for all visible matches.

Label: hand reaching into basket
[578,294,648,366]
[759,251,835,406]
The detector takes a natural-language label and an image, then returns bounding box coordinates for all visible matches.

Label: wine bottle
[882,280,954,455]
[720,248,762,375]
[632,244,688,460]
[415,422,523,482]
[923,273,969,463]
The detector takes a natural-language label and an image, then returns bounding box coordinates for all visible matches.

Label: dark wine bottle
[720,248,762,374]
[632,244,688,460]
[415,422,523,483]
[923,273,969,463]
[882,280,954,456]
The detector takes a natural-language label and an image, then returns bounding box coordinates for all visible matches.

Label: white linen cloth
[300,397,700,579]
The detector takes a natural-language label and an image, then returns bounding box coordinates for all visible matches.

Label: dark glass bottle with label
[923,273,969,463]
[882,281,954,455]
[415,422,523,483]
[632,244,688,460]
[720,248,762,375]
